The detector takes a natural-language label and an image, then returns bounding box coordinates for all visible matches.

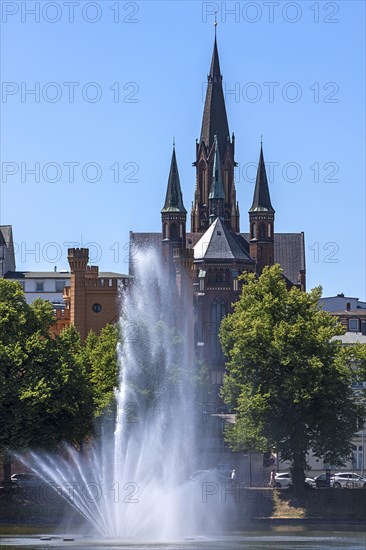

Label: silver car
[274,472,316,488]
[332,472,366,488]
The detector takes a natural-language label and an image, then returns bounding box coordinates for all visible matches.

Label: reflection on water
[0,532,365,550]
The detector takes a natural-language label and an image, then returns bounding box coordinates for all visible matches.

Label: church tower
[249,143,275,274]
[161,144,187,246]
[191,35,239,234]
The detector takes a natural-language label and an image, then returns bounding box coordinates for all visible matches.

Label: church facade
[130,36,306,396]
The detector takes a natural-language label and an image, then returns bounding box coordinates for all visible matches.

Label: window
[352,446,363,470]
[259,222,265,239]
[92,303,102,313]
[170,223,177,239]
[349,319,359,332]
[36,282,44,292]
[55,280,65,292]
[251,222,256,239]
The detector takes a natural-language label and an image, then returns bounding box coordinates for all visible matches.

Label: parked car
[313,473,332,488]
[332,472,366,488]
[189,465,233,482]
[274,472,316,488]
[11,473,49,491]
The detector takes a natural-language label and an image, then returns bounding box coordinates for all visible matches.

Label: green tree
[85,324,119,418]
[0,280,55,490]
[0,281,94,490]
[219,265,364,492]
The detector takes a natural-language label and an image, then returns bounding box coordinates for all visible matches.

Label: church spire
[192,33,239,234]
[200,34,230,154]
[249,144,274,213]
[162,145,186,214]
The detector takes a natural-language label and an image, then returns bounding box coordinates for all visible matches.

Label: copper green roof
[161,146,186,213]
[209,135,225,200]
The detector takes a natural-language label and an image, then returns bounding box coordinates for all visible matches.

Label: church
[129,34,306,398]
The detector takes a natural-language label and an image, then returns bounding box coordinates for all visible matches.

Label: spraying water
[21,248,221,539]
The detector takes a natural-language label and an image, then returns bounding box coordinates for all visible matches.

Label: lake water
[0,531,365,550]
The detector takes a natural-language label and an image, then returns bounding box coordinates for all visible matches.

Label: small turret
[161,144,187,246]
[249,143,275,274]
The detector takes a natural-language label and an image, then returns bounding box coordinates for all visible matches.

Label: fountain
[8,248,366,549]
[20,247,219,540]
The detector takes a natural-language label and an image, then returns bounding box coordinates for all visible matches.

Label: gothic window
[180,223,183,239]
[211,299,227,361]
[199,161,206,201]
[200,209,208,228]
[259,222,265,239]
[251,222,256,239]
[170,223,177,240]
[268,223,272,238]
[163,223,168,239]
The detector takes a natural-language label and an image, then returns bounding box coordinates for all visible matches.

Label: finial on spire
[173,135,175,148]
[260,134,263,147]
[214,11,218,35]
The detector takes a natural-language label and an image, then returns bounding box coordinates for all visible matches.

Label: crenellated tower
[67,248,89,340]
[191,35,239,233]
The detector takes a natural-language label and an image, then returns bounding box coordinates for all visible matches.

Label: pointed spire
[209,34,221,78]
[200,35,230,154]
[249,144,275,213]
[161,146,187,213]
[209,135,225,200]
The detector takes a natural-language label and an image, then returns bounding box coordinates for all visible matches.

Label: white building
[4,270,70,305]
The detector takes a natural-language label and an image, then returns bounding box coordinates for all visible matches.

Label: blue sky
[1,0,365,299]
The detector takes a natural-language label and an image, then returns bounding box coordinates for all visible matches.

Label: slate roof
[129,230,304,285]
[4,271,130,279]
[208,136,225,200]
[194,218,253,262]
[4,271,66,279]
[242,232,305,286]
[0,225,13,245]
[0,225,16,273]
